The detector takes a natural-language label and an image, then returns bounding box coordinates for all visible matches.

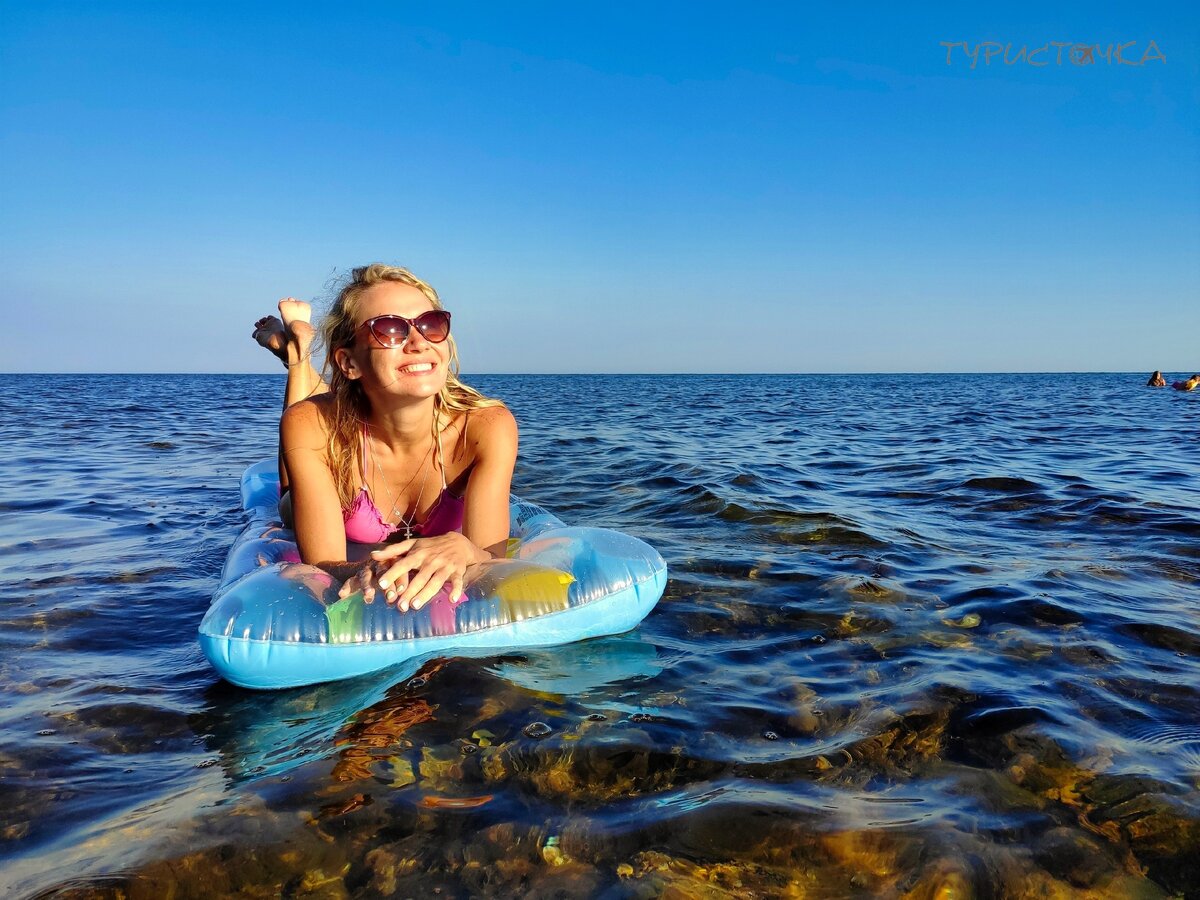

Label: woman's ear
[334,346,361,380]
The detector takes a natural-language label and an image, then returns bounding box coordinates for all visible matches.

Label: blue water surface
[0,373,1197,897]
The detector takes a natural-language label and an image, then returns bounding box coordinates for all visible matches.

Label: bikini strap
[360,422,370,489]
[435,421,448,491]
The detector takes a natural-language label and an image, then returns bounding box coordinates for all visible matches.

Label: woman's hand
[339,533,488,611]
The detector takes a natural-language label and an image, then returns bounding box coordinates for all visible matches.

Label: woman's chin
[380,374,447,399]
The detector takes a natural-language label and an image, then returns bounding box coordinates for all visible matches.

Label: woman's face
[337,281,451,399]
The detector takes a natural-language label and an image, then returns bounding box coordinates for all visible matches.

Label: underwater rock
[626,849,798,898]
[1032,827,1120,889]
[818,828,914,893]
[363,846,422,896]
[1081,777,1200,895]
[839,706,951,773]
[785,680,822,735]
[898,856,977,900]
[941,612,981,629]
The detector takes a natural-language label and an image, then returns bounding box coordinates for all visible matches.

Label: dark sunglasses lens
[416,310,451,342]
[373,317,411,346]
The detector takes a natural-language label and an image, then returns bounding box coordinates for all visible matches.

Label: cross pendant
[393,505,413,541]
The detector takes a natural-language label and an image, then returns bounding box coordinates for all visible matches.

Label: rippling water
[1,373,1197,898]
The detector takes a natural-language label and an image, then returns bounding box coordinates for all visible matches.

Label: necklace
[367,427,435,541]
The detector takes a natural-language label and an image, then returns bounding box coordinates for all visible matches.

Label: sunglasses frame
[358,310,452,348]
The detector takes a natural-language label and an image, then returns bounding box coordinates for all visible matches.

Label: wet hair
[319,263,505,508]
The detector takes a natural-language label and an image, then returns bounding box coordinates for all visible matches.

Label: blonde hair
[320,263,505,508]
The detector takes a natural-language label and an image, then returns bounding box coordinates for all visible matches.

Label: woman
[1147,371,1167,387]
[254,264,518,613]
[1172,374,1200,392]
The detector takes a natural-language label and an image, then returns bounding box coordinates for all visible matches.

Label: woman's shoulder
[467,405,517,442]
[281,394,337,441]
[446,404,517,461]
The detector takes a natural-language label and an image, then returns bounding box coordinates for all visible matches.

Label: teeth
[400,363,434,374]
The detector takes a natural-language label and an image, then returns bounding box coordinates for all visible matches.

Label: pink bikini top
[343,423,464,546]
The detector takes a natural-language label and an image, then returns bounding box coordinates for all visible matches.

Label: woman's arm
[280,398,355,577]
[366,406,520,610]
[461,405,520,558]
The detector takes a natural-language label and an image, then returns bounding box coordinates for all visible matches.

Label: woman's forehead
[358,282,434,319]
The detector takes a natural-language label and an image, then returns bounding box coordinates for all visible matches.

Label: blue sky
[2,2,1197,373]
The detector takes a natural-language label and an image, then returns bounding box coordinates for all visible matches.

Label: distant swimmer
[1147,371,1167,387]
[1171,374,1200,392]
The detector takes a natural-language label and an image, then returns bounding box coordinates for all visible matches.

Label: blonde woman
[1172,374,1200,392]
[253,264,518,613]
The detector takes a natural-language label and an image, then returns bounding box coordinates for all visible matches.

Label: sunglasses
[358,310,452,347]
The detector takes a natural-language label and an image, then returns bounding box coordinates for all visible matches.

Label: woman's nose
[403,326,430,350]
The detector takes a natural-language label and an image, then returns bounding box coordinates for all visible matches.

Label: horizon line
[1,370,1190,377]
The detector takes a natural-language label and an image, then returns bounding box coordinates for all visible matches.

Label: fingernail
[379,579,390,588]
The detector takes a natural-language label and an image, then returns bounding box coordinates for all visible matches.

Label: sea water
[1,373,1197,897]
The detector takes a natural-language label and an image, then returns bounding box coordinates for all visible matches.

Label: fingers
[356,571,377,605]
[393,566,432,611]
[381,568,411,607]
[340,575,376,604]
[368,534,476,612]
[337,573,360,600]
[375,540,417,605]
[404,567,449,611]
[408,571,453,614]
[372,540,416,567]
[339,561,388,604]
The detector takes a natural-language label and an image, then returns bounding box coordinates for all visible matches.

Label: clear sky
[2,2,1197,374]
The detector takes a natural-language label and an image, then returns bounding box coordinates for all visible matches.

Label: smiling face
[334,280,452,400]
